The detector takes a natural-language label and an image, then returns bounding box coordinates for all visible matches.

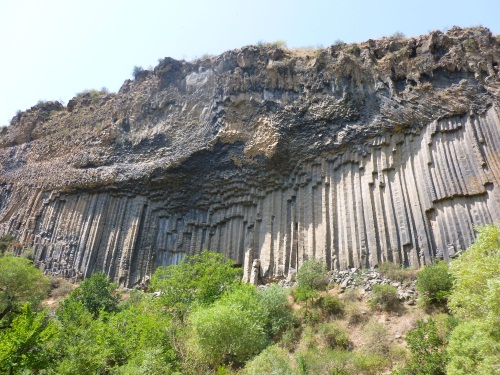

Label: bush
[445,224,500,374]
[187,285,268,369]
[446,319,500,375]
[19,247,35,261]
[363,320,392,357]
[296,259,327,291]
[394,319,446,375]
[369,284,399,311]
[280,327,301,351]
[259,284,295,339]
[295,307,322,326]
[448,223,500,319]
[0,256,51,325]
[60,272,119,318]
[344,301,368,326]
[295,258,327,306]
[318,294,343,317]
[0,234,14,255]
[317,323,350,350]
[416,261,453,305]
[390,31,406,39]
[150,250,241,317]
[132,65,144,79]
[294,347,386,375]
[242,344,293,375]
[0,303,58,374]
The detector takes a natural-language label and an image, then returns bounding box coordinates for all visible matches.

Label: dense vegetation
[0,224,499,374]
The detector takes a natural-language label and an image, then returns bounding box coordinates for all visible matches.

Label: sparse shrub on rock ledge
[369,284,400,312]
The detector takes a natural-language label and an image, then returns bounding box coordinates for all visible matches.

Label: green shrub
[394,319,446,375]
[342,288,362,302]
[0,256,51,326]
[280,326,301,351]
[445,224,500,374]
[317,323,350,349]
[61,272,119,318]
[299,325,319,349]
[187,285,268,369]
[416,261,453,305]
[266,40,287,49]
[294,347,386,375]
[390,31,406,39]
[295,307,322,326]
[0,234,15,255]
[150,250,241,317]
[346,45,361,56]
[295,259,327,306]
[363,320,392,357]
[0,303,58,374]
[344,301,368,325]
[19,247,35,261]
[369,284,399,311]
[448,223,500,319]
[318,294,343,316]
[242,344,293,375]
[296,259,327,291]
[259,284,295,339]
[446,319,500,375]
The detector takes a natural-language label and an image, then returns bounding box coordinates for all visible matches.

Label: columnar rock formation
[1,27,499,286]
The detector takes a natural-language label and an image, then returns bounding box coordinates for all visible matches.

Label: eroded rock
[0,27,499,286]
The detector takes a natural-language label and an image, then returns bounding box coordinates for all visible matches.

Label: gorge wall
[1,27,499,286]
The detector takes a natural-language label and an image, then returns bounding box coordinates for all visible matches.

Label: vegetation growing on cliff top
[0,224,499,374]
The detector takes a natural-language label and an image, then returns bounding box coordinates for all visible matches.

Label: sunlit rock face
[1,27,499,286]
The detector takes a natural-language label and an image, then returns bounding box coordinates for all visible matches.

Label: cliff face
[1,27,499,286]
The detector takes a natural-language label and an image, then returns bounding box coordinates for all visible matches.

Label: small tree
[150,250,241,317]
[0,256,51,325]
[445,223,500,374]
[416,261,453,306]
[259,284,295,339]
[448,224,500,319]
[132,65,144,79]
[295,258,327,306]
[369,284,399,311]
[187,285,268,369]
[394,319,446,375]
[0,303,58,374]
[61,272,119,318]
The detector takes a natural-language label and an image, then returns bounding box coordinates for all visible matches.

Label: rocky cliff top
[1,27,498,212]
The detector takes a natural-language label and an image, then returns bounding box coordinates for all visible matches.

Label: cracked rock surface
[0,27,499,286]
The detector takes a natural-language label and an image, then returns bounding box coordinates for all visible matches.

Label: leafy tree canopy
[60,271,119,319]
[0,256,50,325]
[187,284,268,369]
[445,223,500,374]
[448,223,500,319]
[150,250,242,316]
[296,258,327,291]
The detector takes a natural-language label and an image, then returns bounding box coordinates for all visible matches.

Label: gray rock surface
[0,27,499,286]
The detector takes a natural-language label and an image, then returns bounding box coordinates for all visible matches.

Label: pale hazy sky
[1,0,499,126]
